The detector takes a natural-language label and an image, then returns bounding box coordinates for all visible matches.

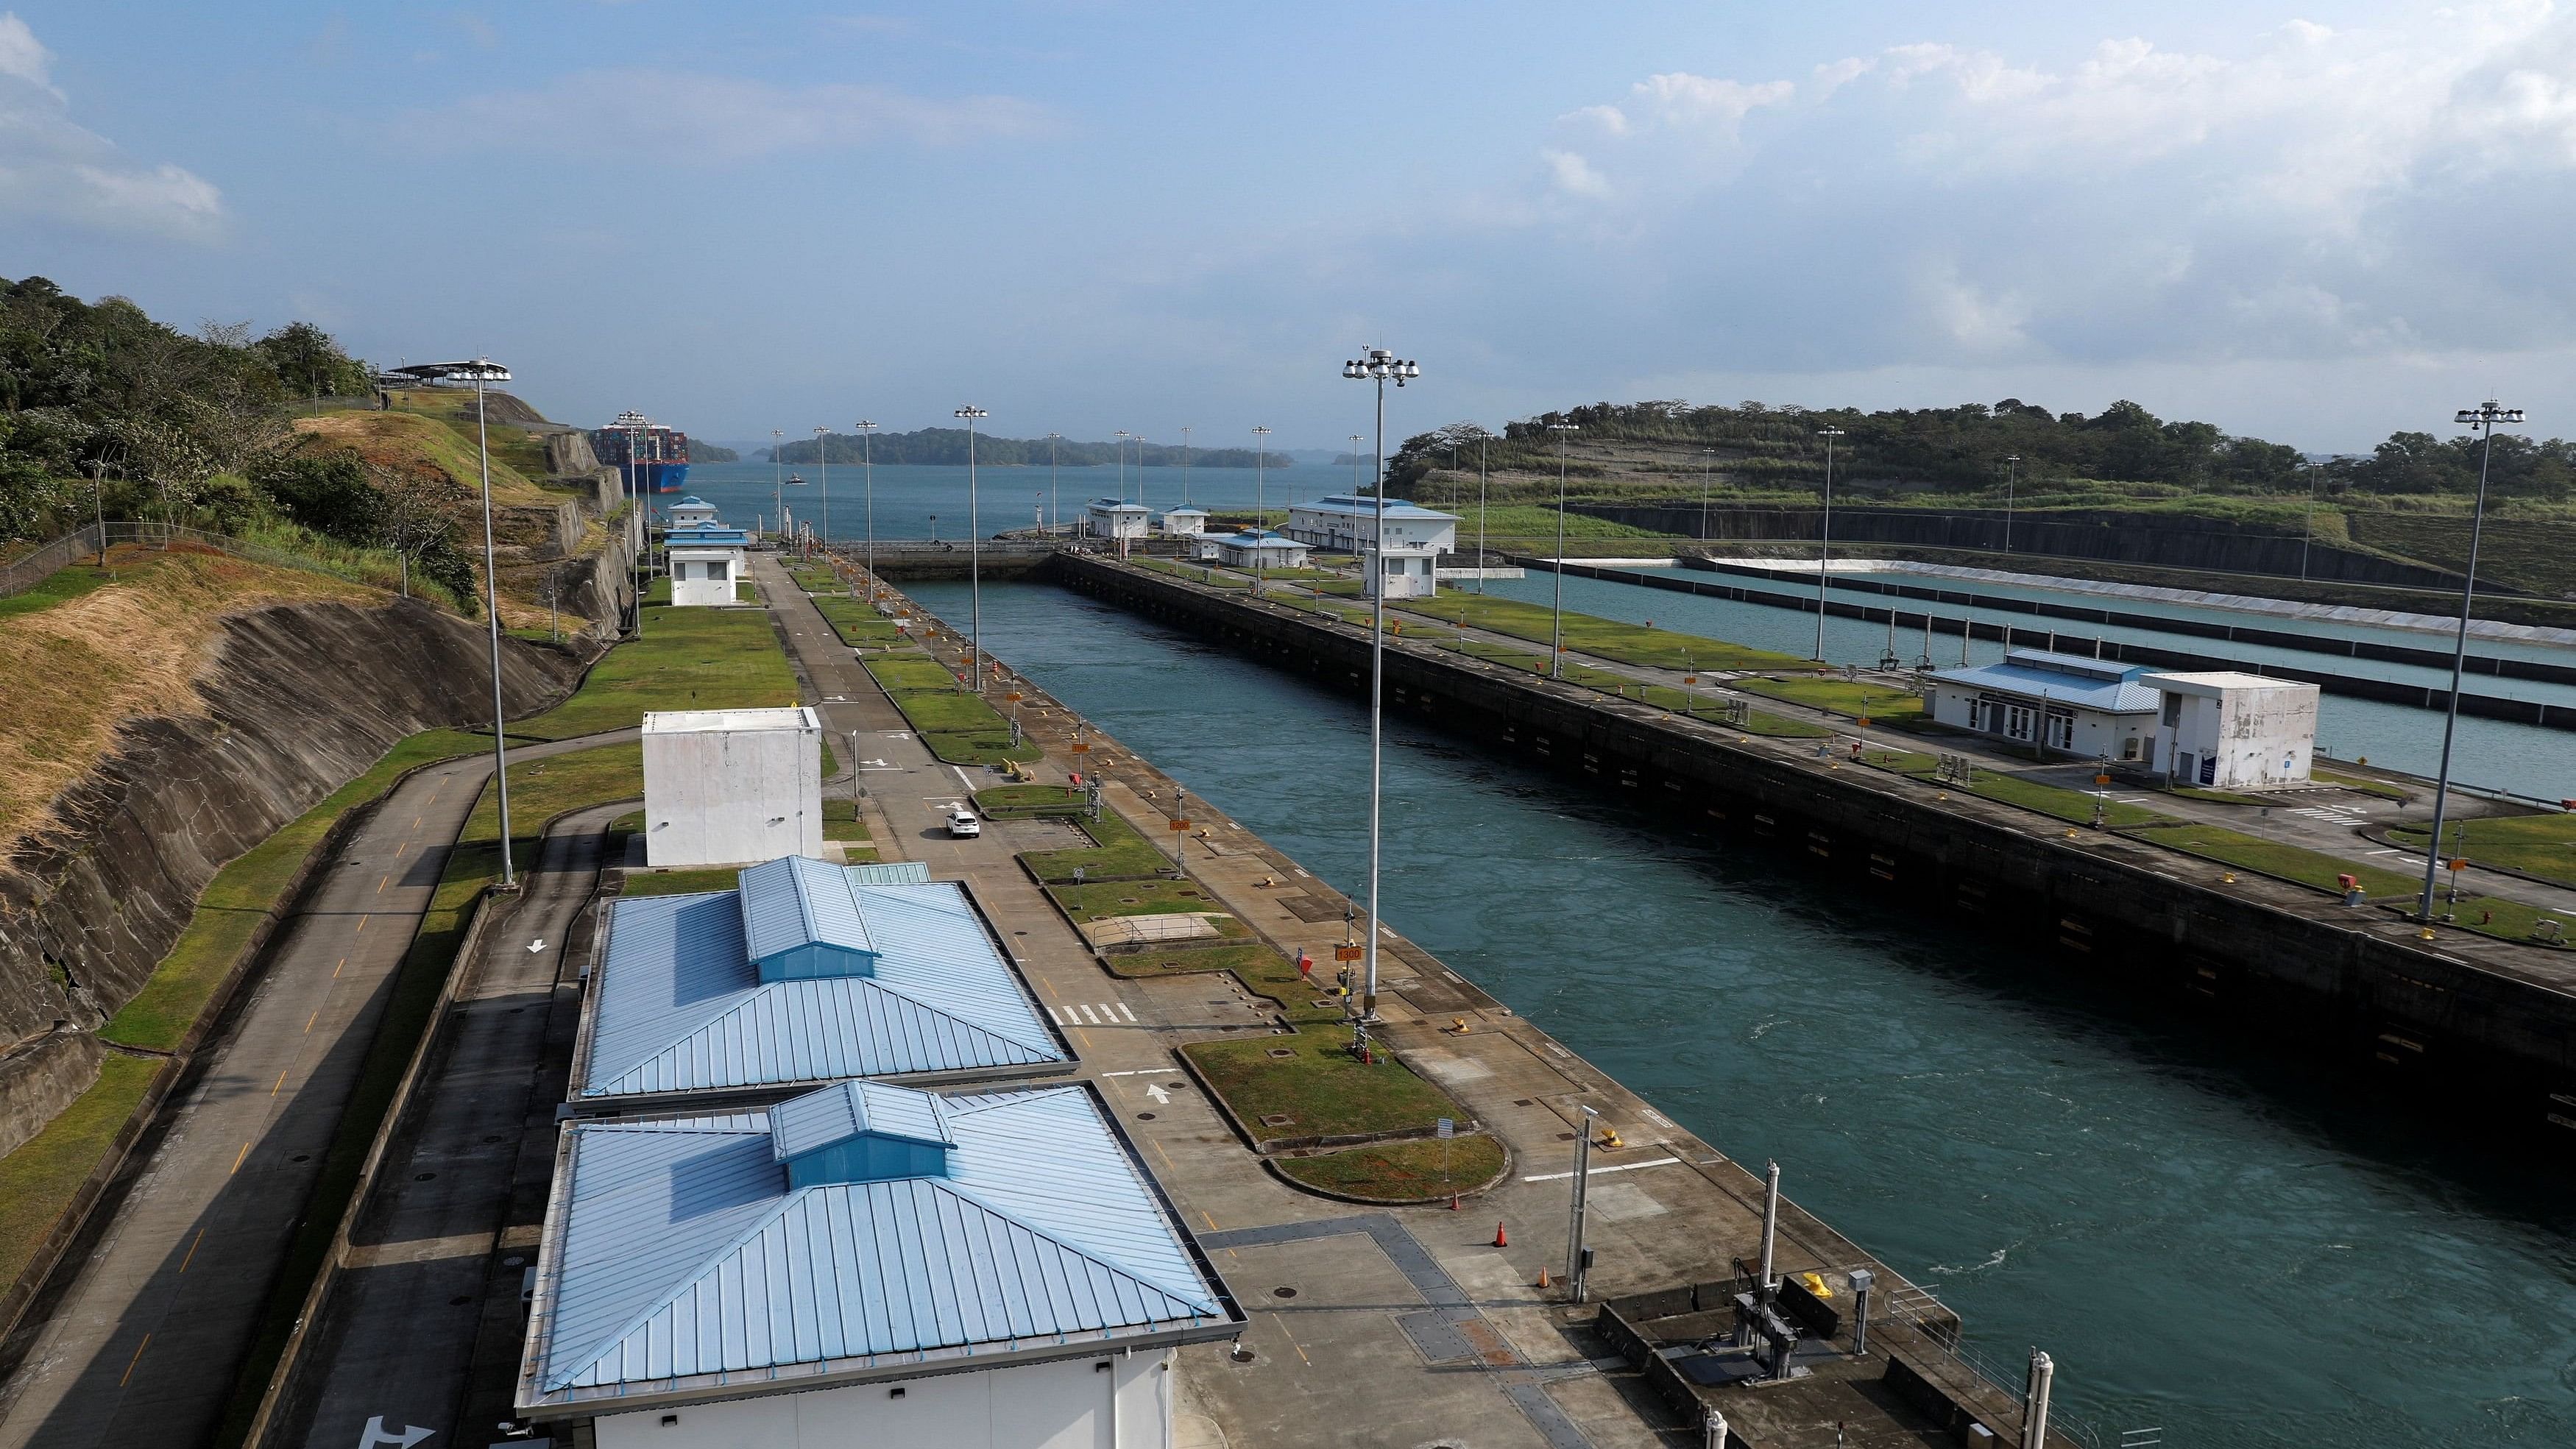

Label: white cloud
[1540,147,1610,198]
[1560,103,1629,136]
[422,70,1049,164]
[1501,5,2576,377]
[0,12,224,238]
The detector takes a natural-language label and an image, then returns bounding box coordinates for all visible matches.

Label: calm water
[1471,569,2576,798]
[678,459,1334,540]
[908,578,2576,1449]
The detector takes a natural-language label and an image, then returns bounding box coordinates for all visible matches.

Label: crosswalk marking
[1047,1003,1132,1027]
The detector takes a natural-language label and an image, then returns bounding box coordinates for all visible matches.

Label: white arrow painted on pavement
[527,940,546,954]
[358,1417,435,1449]
[1143,1083,1172,1105]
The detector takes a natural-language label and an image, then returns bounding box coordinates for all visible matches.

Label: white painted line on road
[1117,1002,1138,1022]
[2367,848,2401,855]
[1521,1156,1682,1183]
[1078,1004,1103,1024]
[1098,1068,1170,1077]
[1047,1007,1068,1026]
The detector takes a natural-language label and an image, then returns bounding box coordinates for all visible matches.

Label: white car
[946,810,982,839]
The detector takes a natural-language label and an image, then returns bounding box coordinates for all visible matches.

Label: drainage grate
[1260,1113,1295,1127]
[1267,1048,1296,1059]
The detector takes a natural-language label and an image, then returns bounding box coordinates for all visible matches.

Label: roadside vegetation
[514,603,796,739]
[0,1054,163,1296]
[1273,1134,1506,1199]
[861,652,1039,765]
[2387,812,2576,890]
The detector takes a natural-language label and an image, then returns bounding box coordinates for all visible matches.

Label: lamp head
[955,406,988,420]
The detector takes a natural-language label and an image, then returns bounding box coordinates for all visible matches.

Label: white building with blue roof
[1282,494,1457,598]
[516,1079,1243,1448]
[1189,529,1311,570]
[663,497,749,606]
[1923,648,2163,761]
[574,857,1069,1113]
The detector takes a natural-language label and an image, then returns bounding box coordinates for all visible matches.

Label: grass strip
[975,783,1091,819]
[1022,812,1170,882]
[1401,590,1818,673]
[620,867,744,897]
[1047,879,1244,935]
[1183,1030,1462,1144]
[2123,820,2416,896]
[1102,943,1341,1025]
[1273,1135,1505,1200]
[1734,674,1925,720]
[2388,814,2576,890]
[863,652,1040,765]
[0,1053,161,1296]
[2314,767,2411,802]
[102,729,492,1051]
[513,606,796,740]
[813,597,903,646]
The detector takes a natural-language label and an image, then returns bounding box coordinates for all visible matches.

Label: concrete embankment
[0,600,588,1157]
[1526,557,2576,733]
[1571,500,2470,592]
[1052,552,2576,1136]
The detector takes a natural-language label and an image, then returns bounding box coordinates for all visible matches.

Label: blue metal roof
[528,1085,1231,1403]
[1088,497,1149,511]
[737,856,878,977]
[581,873,1064,1101]
[849,861,931,885]
[1299,495,1456,521]
[1209,530,1306,549]
[771,1080,956,1160]
[1928,648,2162,713]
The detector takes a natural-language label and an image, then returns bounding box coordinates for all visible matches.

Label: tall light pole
[1700,446,1716,542]
[2417,400,2523,925]
[1180,425,1192,505]
[957,406,989,690]
[1340,346,1418,1038]
[1252,425,1270,525]
[1133,433,1148,512]
[1047,432,1062,535]
[400,359,517,885]
[1349,434,1364,495]
[814,428,832,553]
[854,420,877,591]
[1476,436,1489,595]
[1115,431,1132,503]
[2002,453,2021,554]
[771,428,784,541]
[1548,422,1579,678]
[2299,459,2321,581]
[1813,425,1846,662]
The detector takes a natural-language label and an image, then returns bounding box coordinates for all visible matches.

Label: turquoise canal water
[679,459,1315,540]
[907,578,2576,1449]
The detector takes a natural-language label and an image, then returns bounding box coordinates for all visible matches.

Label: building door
[2044,709,2074,751]
[2006,704,2034,740]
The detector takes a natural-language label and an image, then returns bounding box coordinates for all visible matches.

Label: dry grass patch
[293,411,553,506]
[0,553,378,858]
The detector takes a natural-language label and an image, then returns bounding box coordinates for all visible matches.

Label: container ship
[590,410,691,495]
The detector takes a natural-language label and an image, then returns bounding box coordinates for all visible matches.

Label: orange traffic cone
[1492,1222,1508,1248]
[1536,1266,1551,1289]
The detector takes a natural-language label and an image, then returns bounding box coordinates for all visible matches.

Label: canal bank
[1050,551,2576,1136]
[912,573,2576,1449]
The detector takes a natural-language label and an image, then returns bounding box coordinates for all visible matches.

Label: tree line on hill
[0,275,478,604]
[1391,398,2575,503]
[773,426,1295,471]
[692,441,740,463]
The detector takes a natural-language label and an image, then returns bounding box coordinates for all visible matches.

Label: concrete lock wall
[1050,553,2576,1129]
[592,1350,1173,1449]
[643,721,823,868]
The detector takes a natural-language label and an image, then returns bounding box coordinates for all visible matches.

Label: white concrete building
[1281,495,1458,599]
[1084,497,1151,541]
[1157,506,1209,536]
[1192,530,1312,569]
[665,524,749,606]
[1922,649,2162,762]
[641,708,824,867]
[667,495,721,528]
[2142,671,2320,788]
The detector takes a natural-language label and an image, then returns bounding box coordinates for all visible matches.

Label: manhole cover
[1136,1112,1156,1121]
[1119,897,1141,904]
[1267,1048,1295,1060]
[1272,1286,1298,1299]
[291,1154,310,1162]
[1167,1081,1186,1090]
[1229,1346,1256,1364]
[1259,1114,1295,1127]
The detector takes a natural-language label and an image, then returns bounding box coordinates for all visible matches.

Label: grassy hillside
[291,411,556,508]
[379,386,561,484]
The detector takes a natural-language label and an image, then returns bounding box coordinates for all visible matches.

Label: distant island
[692,440,739,463]
[774,427,1295,470]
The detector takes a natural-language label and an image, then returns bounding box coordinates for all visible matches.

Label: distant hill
[692,441,739,463]
[774,427,1295,470]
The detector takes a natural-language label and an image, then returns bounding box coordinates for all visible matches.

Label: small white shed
[1085,498,1152,540]
[2142,671,2320,789]
[1194,530,1313,569]
[665,525,749,607]
[641,707,824,867]
[1158,506,1209,536]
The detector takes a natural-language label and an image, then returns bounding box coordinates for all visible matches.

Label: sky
[4,1,2573,454]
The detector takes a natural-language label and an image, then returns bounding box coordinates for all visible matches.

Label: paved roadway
[0,730,633,1449]
[277,801,625,1449]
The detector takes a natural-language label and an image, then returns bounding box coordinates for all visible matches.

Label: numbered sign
[1334,945,1364,962]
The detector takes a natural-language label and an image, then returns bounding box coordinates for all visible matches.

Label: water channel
[907,578,2576,1449]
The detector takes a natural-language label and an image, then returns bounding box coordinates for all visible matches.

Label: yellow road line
[333,957,345,979]
[377,874,388,893]
[305,1010,318,1033]
[230,1141,251,1174]
[272,1069,289,1096]
[1200,1208,1220,1233]
[1150,1139,1179,1175]
[118,1334,150,1386]
[355,915,367,934]
[178,1228,205,1275]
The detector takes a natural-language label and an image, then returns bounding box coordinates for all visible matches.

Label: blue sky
[4,1,2569,453]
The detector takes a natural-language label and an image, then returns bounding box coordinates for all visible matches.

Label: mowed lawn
[2389,812,2576,889]
[1400,591,1816,673]
[514,605,796,739]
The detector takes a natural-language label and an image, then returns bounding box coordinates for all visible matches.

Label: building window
[2120,736,2140,761]
[2044,708,2074,751]
[2162,694,2182,727]
[2005,703,2034,740]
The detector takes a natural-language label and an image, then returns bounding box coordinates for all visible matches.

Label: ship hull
[630,461,690,494]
